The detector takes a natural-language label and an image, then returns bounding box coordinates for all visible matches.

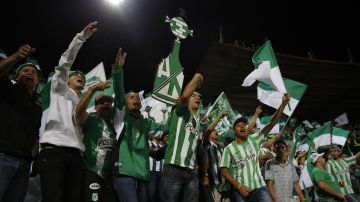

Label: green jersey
[112,67,166,181]
[83,114,116,179]
[164,105,201,169]
[220,132,266,191]
[312,167,342,201]
[326,156,356,195]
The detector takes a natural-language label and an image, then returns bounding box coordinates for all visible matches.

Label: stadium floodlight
[104,0,123,6]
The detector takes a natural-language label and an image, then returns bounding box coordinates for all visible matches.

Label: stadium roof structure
[197,42,360,122]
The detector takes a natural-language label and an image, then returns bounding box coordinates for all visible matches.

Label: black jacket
[0,75,42,160]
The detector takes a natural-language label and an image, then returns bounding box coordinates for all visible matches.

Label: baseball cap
[310,152,324,164]
[232,117,248,128]
[95,94,114,105]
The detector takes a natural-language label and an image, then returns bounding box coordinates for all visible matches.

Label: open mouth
[26,76,34,81]
[77,79,84,84]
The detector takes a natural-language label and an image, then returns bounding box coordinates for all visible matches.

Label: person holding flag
[220,94,290,202]
[326,145,360,202]
[0,44,42,202]
[38,21,98,202]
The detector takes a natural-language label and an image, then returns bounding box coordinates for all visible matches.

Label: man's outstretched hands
[83,21,98,39]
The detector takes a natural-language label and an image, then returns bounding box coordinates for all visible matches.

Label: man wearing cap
[159,73,204,202]
[38,21,98,202]
[75,49,126,202]
[0,44,41,201]
[311,152,346,202]
[265,139,305,202]
[220,94,290,202]
[326,145,360,202]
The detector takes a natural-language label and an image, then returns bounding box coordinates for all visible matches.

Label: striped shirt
[164,105,200,169]
[220,132,266,191]
[149,140,164,172]
[326,156,356,195]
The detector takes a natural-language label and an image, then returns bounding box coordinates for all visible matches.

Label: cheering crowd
[1,21,360,202]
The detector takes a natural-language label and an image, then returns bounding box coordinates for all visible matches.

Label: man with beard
[76,49,126,202]
[326,145,360,202]
[220,94,290,202]
[160,73,204,202]
[0,44,42,202]
[38,21,98,202]
[265,139,305,202]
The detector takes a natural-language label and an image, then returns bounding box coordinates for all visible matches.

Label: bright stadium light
[104,0,123,6]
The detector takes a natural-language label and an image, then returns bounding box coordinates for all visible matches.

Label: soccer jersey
[164,105,201,169]
[326,156,356,195]
[220,132,266,191]
[83,114,116,178]
[149,140,164,172]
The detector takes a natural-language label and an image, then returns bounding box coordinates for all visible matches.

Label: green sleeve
[148,120,167,138]
[112,66,125,110]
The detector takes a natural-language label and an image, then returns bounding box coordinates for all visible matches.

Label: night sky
[2,0,358,93]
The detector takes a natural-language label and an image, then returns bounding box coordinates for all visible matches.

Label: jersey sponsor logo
[92,193,99,201]
[186,122,200,136]
[97,137,114,150]
[89,183,101,190]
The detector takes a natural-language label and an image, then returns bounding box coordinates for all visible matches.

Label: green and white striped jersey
[164,105,200,169]
[220,132,266,191]
[83,114,116,179]
[326,156,356,195]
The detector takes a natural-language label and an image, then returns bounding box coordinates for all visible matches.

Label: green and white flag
[242,40,287,94]
[152,16,193,105]
[39,63,107,135]
[256,115,280,134]
[289,125,303,161]
[257,78,307,116]
[205,92,236,135]
[306,123,350,148]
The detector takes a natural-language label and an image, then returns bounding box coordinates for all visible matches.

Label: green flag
[205,92,236,135]
[152,16,193,105]
[242,40,287,94]
[257,78,307,116]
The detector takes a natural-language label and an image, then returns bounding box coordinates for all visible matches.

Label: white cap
[310,152,324,164]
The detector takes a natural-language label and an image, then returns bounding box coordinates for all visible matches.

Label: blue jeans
[345,194,357,202]
[0,153,31,202]
[232,186,272,202]
[113,175,148,202]
[147,171,162,202]
[160,164,199,202]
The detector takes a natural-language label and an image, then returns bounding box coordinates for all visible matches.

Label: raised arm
[0,45,35,76]
[76,80,110,124]
[52,21,98,94]
[112,48,127,110]
[202,111,229,146]
[262,94,290,136]
[178,73,203,107]
[247,106,262,134]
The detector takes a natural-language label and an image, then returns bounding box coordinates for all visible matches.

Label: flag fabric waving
[242,40,287,94]
[205,92,236,136]
[257,78,307,116]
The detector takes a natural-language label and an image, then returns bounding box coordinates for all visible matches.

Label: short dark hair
[274,139,287,146]
[232,117,248,129]
[95,94,114,106]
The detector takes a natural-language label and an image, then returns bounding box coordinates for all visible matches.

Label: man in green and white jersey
[160,73,204,202]
[326,144,360,202]
[220,94,290,202]
[76,49,126,202]
[111,50,167,202]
